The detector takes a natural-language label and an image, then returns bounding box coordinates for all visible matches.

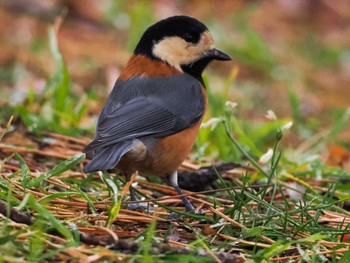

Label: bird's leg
[127,173,138,202]
[126,173,152,212]
[166,171,196,214]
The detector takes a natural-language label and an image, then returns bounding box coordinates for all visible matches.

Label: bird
[83,15,231,215]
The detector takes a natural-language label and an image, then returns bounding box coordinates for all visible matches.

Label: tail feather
[83,141,134,173]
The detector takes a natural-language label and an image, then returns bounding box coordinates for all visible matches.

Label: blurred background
[0,0,349,166]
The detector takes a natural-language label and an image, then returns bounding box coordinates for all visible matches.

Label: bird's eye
[182,33,194,42]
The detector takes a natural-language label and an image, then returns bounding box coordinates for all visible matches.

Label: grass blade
[27,153,85,188]
[15,152,31,189]
[100,171,121,228]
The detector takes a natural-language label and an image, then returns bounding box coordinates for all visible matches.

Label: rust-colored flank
[119,55,181,80]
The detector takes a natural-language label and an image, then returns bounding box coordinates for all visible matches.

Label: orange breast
[118,120,202,178]
[146,121,202,177]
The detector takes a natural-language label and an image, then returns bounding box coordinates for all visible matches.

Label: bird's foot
[127,201,154,213]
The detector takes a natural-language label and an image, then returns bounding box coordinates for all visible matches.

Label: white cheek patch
[153,37,188,70]
[152,31,214,70]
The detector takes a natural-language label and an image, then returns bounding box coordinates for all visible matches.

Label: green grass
[13,27,88,136]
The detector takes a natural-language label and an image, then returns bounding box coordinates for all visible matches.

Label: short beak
[205,48,232,61]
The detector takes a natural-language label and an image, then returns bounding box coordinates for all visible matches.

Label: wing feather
[84,74,204,153]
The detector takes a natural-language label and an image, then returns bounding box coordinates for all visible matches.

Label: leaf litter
[0,121,350,262]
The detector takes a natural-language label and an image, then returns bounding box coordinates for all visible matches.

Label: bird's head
[134,16,231,80]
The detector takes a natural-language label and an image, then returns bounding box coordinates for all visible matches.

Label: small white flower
[281,121,293,131]
[201,117,221,128]
[259,148,274,163]
[265,110,277,120]
[225,101,238,109]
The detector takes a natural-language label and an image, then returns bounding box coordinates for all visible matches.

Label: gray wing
[84,74,204,152]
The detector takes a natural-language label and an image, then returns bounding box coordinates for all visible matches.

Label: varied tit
[84,15,231,215]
